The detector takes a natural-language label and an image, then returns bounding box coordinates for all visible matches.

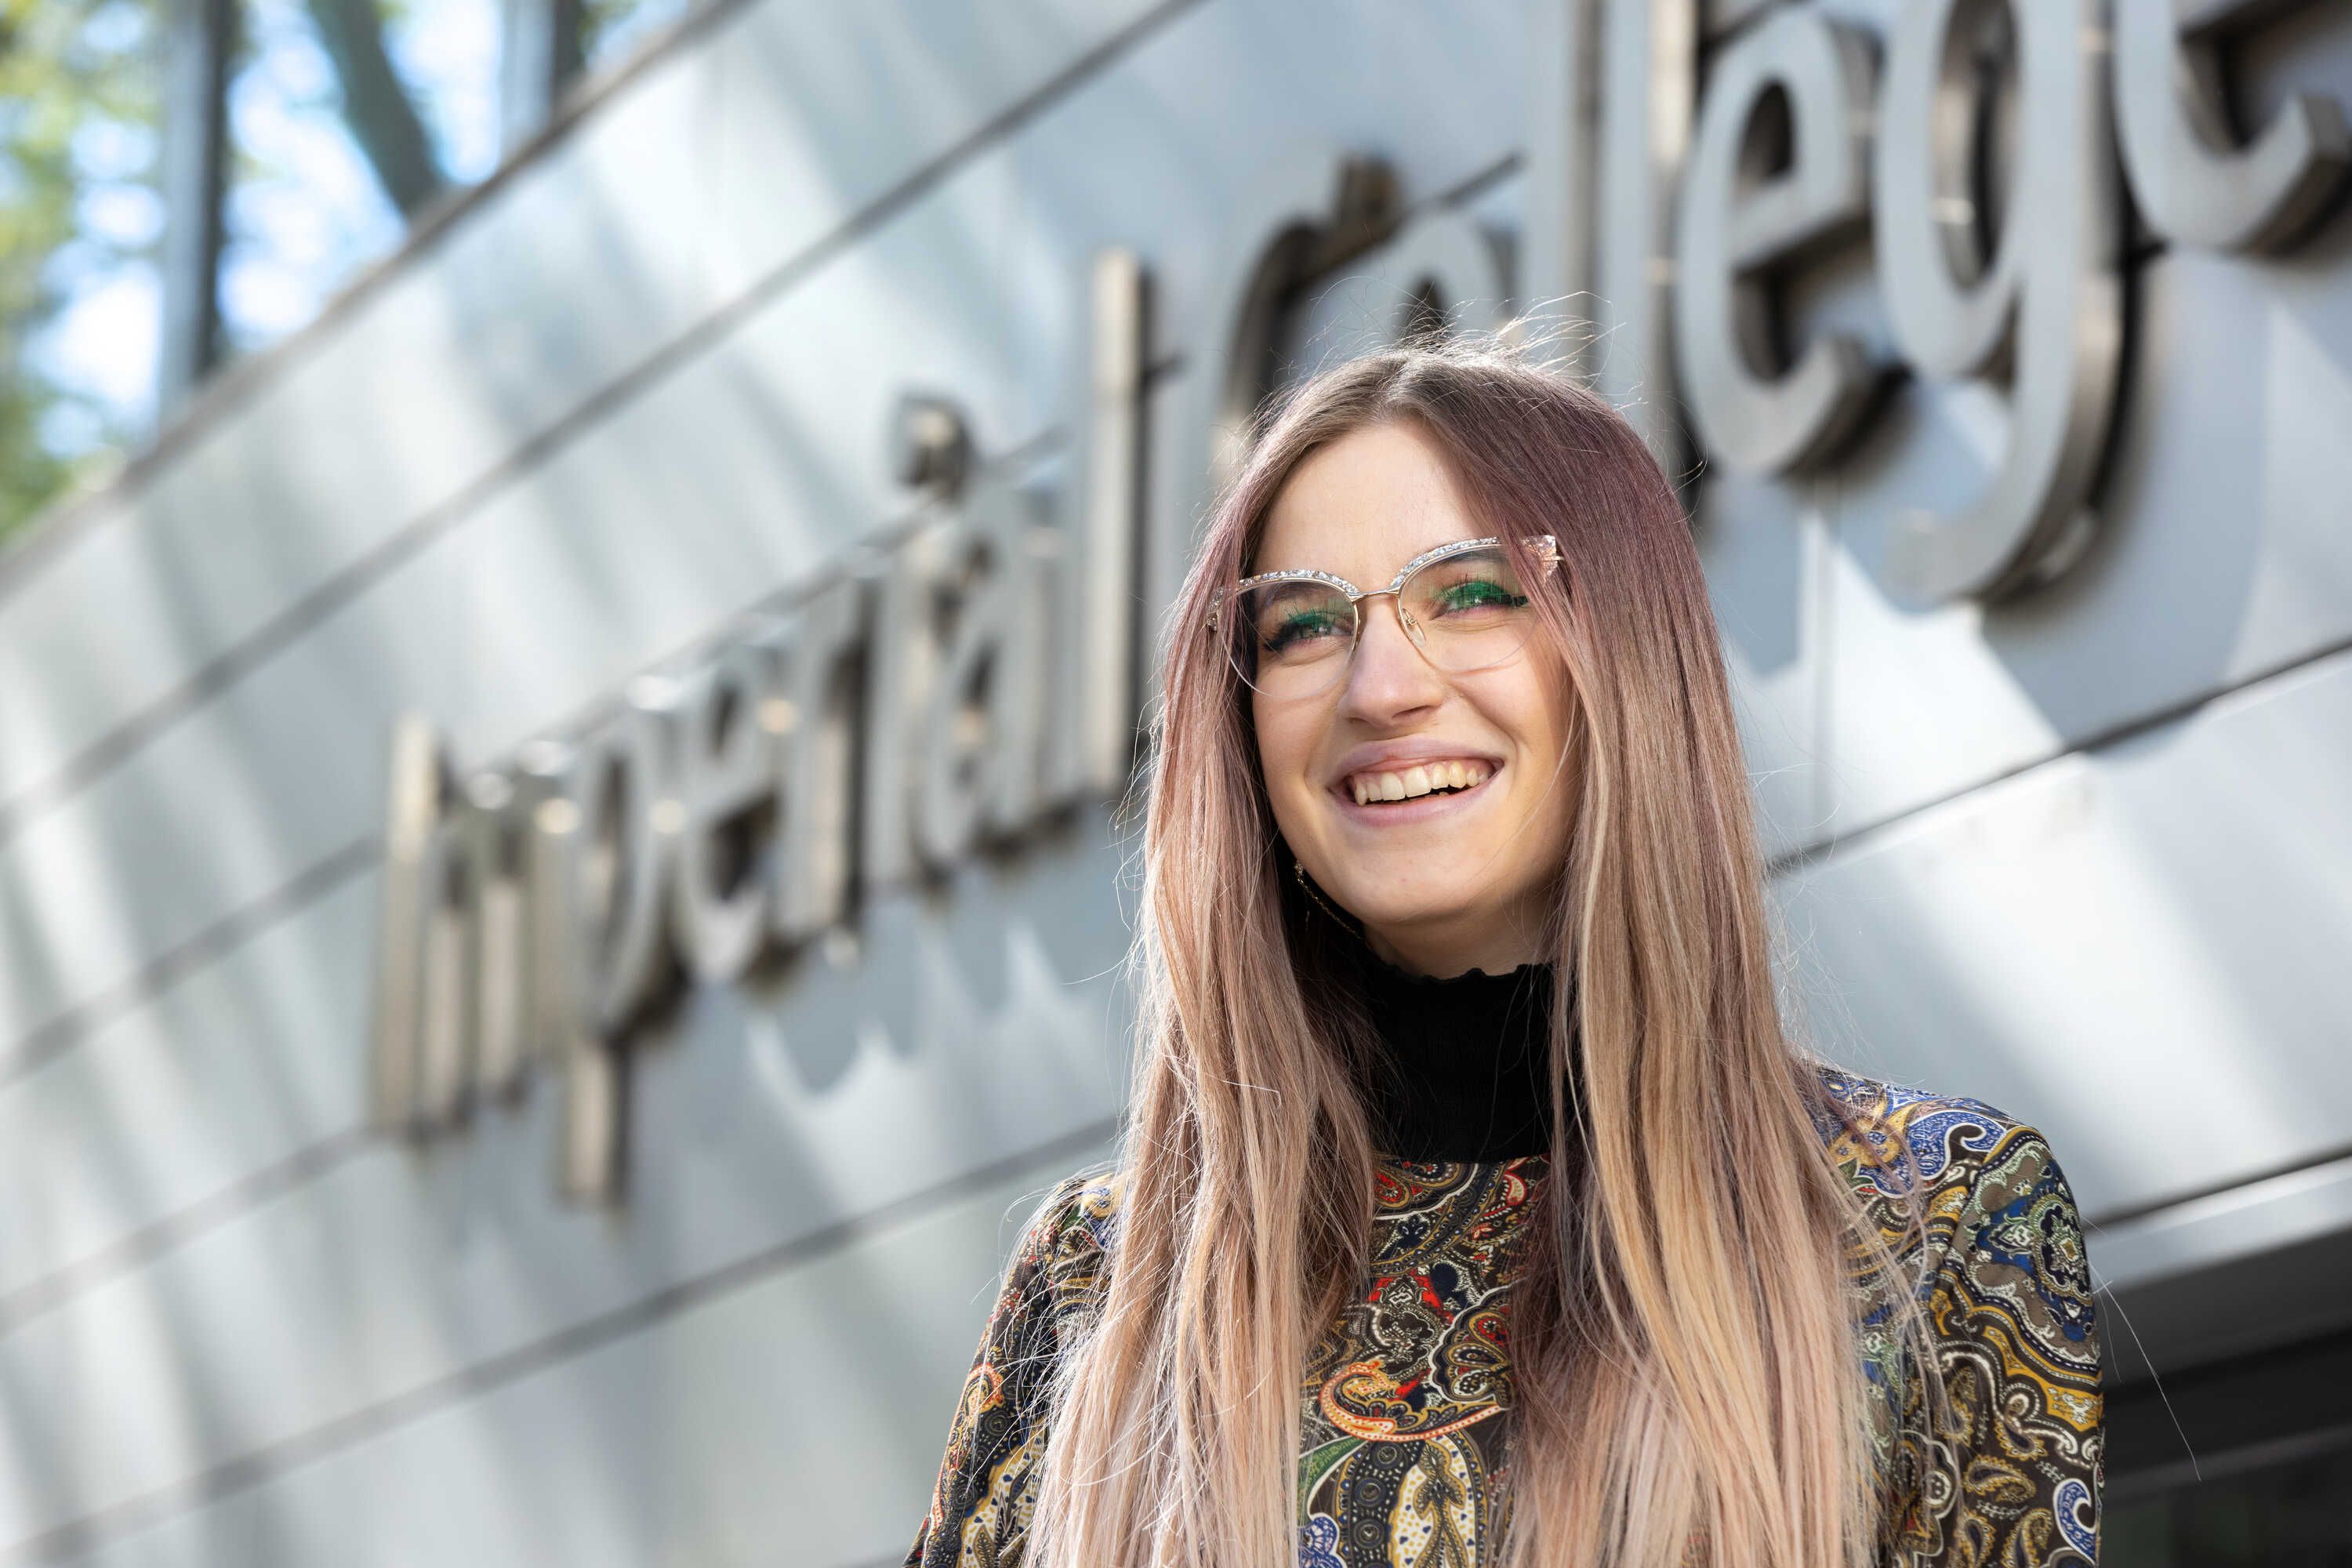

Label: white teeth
[1345,760,1493,804]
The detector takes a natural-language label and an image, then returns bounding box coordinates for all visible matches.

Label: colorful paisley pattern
[904,1067,2103,1566]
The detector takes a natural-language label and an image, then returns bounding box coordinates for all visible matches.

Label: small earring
[1293,855,1357,928]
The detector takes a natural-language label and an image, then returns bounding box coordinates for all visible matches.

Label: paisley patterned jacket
[903,1066,2104,1567]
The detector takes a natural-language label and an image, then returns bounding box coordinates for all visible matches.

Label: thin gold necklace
[1293,855,1359,930]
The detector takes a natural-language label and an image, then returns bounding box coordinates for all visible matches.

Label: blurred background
[1,0,2348,1563]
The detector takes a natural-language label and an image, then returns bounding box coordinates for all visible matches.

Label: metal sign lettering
[369,0,2348,1201]
[1671,6,1878,476]
[371,251,1154,1201]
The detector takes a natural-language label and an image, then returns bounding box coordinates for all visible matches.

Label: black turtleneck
[1336,930,1572,1163]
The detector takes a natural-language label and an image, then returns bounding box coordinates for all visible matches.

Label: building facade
[0,1,2347,1563]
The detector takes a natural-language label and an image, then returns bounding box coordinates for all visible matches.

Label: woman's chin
[1334,891,1493,944]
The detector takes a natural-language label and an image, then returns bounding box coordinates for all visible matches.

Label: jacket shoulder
[1809,1066,2105,1563]
[1019,1163,1124,1336]
[1806,1064,2099,1326]
[902,1163,1125,1568]
[1807,1065,2070,1229]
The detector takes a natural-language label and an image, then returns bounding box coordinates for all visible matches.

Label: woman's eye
[1431,578,1526,615]
[1264,612,1345,650]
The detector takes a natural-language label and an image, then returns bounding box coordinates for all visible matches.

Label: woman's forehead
[1252,425,1483,580]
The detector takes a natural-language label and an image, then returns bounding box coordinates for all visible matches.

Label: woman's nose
[1339,594,1444,719]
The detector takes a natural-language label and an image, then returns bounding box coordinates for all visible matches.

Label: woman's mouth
[1344,758,1491,804]
[1330,759,1499,823]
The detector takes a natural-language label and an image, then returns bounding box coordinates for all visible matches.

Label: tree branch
[303,0,444,217]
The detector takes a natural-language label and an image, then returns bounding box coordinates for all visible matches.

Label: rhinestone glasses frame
[1207,533,1561,658]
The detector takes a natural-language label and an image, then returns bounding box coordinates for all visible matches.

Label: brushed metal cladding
[2096,1156,2352,1299]
[24,1152,1118,1568]
[1519,0,1602,370]
[0,0,1529,1072]
[0,0,1172,812]
[0,813,1132,1555]
[0,158,1054,1061]
[1778,644,2352,1229]
[0,872,379,1312]
[1341,205,1518,353]
[1591,0,1698,470]
[1692,460,1837,868]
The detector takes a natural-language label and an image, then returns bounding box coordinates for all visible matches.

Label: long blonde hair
[1030,335,1946,1567]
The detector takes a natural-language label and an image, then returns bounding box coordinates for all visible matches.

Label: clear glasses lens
[1221,542,1548,698]
[1223,578,1356,696]
[1399,543,1541,673]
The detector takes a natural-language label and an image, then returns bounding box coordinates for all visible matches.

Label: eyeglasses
[1207,535,1562,699]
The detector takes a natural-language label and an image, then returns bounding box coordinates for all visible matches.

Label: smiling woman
[1240,423,1577,981]
[904,333,2105,1568]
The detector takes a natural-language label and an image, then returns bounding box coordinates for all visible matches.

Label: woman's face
[1249,419,1577,978]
